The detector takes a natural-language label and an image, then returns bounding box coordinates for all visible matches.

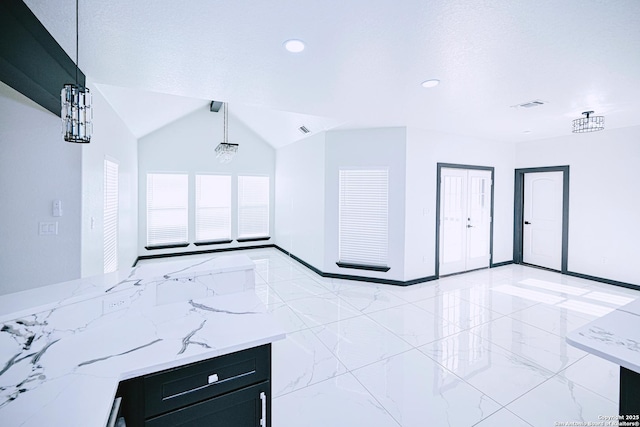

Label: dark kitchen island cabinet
[116,344,271,427]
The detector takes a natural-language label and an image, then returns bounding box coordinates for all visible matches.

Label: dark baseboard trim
[566,271,640,291]
[402,275,439,286]
[194,239,233,247]
[323,272,436,287]
[133,246,638,291]
[521,262,561,273]
[440,266,490,278]
[273,246,325,277]
[274,245,435,287]
[236,237,271,243]
[133,244,276,267]
[144,243,190,251]
[491,260,514,268]
[336,262,390,272]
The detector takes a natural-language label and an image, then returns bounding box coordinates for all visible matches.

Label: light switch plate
[53,200,62,217]
[39,222,58,235]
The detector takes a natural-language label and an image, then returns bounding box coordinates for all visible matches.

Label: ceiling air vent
[511,99,547,109]
[298,125,311,134]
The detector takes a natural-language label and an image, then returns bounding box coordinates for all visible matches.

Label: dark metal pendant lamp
[61,0,92,143]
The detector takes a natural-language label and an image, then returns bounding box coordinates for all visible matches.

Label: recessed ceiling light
[421,79,440,88]
[284,39,305,53]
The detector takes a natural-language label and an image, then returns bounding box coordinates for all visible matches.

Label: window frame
[145,172,190,249]
[237,175,270,241]
[337,168,390,272]
[103,158,119,273]
[194,174,233,245]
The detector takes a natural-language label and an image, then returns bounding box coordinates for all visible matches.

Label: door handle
[260,392,267,427]
[466,225,473,228]
[524,221,531,225]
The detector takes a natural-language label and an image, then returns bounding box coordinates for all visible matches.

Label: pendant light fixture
[61,0,92,143]
[215,102,239,163]
[572,111,604,133]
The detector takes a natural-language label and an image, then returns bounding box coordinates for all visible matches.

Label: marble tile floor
[243,249,636,427]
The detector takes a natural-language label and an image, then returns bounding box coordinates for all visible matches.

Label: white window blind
[146,173,188,246]
[238,176,269,239]
[103,159,118,273]
[339,169,389,267]
[195,174,231,242]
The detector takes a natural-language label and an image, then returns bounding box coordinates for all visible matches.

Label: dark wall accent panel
[0,0,85,116]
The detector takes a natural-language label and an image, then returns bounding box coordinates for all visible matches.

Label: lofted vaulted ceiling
[22,0,640,147]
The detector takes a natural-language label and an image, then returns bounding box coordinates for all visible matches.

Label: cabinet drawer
[146,381,270,427]
[144,344,270,418]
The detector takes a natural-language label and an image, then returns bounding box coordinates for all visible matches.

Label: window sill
[236,236,271,243]
[145,243,190,250]
[193,239,233,247]
[336,262,390,272]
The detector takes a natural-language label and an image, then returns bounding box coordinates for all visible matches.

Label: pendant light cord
[75,0,79,87]
[223,102,228,143]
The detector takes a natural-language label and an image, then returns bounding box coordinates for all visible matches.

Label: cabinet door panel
[146,381,270,427]
[144,344,270,417]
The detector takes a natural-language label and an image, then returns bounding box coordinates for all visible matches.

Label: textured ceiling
[23,0,640,146]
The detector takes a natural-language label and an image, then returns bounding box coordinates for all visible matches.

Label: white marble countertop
[567,298,640,373]
[0,255,286,427]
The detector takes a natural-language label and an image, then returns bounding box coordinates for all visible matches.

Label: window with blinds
[237,176,269,239]
[195,174,231,242]
[146,173,188,247]
[103,159,118,273]
[338,169,389,269]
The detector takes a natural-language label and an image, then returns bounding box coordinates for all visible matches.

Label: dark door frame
[435,163,495,278]
[513,165,570,273]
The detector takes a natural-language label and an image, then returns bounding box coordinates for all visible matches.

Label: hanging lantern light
[215,102,238,163]
[61,0,92,143]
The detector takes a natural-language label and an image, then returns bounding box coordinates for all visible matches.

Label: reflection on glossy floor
[246,249,637,427]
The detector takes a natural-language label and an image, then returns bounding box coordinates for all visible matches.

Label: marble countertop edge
[0,254,287,427]
[118,331,286,382]
[0,271,127,320]
[566,300,640,374]
[566,334,640,373]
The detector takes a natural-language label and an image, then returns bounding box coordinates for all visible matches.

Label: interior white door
[466,170,492,271]
[440,169,467,275]
[439,168,492,275]
[523,171,563,270]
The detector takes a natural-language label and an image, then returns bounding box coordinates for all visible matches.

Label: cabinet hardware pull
[163,370,256,401]
[260,391,266,427]
[208,374,219,384]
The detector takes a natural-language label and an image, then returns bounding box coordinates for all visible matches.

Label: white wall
[138,106,275,256]
[275,133,326,269]
[81,82,138,276]
[0,82,82,294]
[324,128,407,281]
[274,126,514,283]
[516,126,640,285]
[404,128,516,280]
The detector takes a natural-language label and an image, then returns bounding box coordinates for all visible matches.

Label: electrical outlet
[102,295,131,314]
